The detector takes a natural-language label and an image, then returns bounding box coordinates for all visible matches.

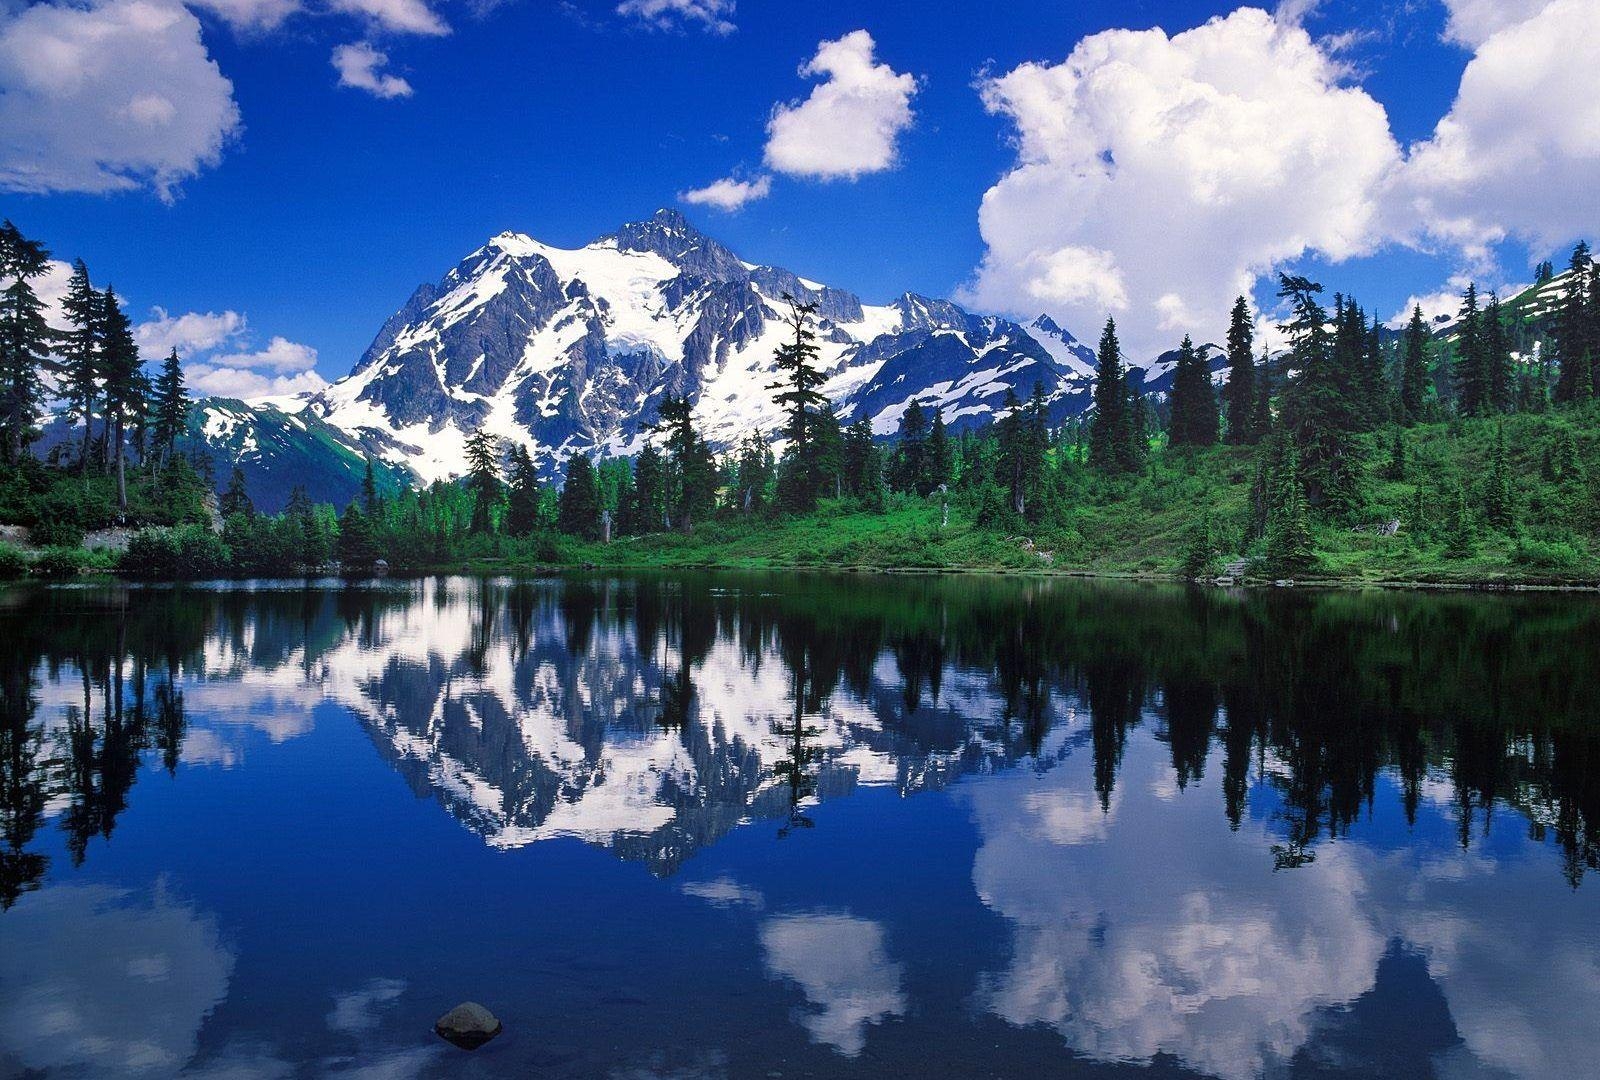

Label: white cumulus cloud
[332,42,413,99]
[1398,0,1600,260]
[679,173,771,211]
[328,0,448,37]
[184,0,303,32]
[761,912,907,1056]
[616,0,734,36]
[0,0,241,201]
[211,335,319,372]
[962,7,1400,358]
[1438,0,1554,47]
[764,30,918,181]
[184,364,327,400]
[135,307,248,356]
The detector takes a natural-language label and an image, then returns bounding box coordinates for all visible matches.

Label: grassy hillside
[509,408,1600,586]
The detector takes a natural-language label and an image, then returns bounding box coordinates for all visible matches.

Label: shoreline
[27,559,1591,595]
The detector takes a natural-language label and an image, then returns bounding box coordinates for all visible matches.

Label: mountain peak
[603,209,747,281]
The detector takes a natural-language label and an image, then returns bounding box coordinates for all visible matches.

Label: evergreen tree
[463,429,502,534]
[1278,274,1362,520]
[648,394,716,530]
[734,434,774,512]
[1405,485,1427,548]
[627,442,668,532]
[149,349,188,471]
[1180,511,1216,579]
[926,408,952,491]
[220,466,254,519]
[505,444,541,535]
[1399,305,1431,424]
[98,287,143,510]
[1168,334,1218,447]
[1554,242,1593,404]
[1222,296,1256,444]
[841,417,877,498]
[1484,294,1513,414]
[0,221,52,463]
[1442,484,1476,559]
[892,400,929,494]
[361,456,380,515]
[813,403,844,499]
[1250,347,1274,441]
[1265,441,1314,575]
[1090,317,1140,471]
[1358,312,1390,426]
[58,260,102,473]
[337,503,379,570]
[995,383,1052,517]
[1483,424,1516,533]
[1454,283,1489,416]
[1383,426,1406,481]
[768,295,828,511]
[557,452,601,538]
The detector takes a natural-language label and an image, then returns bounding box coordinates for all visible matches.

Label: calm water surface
[1,574,1597,1080]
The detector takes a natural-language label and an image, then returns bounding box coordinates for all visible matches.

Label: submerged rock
[434,1002,502,1049]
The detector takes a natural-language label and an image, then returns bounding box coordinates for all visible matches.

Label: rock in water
[434,1002,502,1049]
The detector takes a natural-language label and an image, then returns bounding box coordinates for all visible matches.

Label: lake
[1,573,1597,1080]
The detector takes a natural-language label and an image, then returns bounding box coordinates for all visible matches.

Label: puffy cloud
[1438,0,1554,47]
[186,336,324,400]
[0,0,241,201]
[963,7,1400,358]
[184,364,328,400]
[184,0,303,32]
[616,0,734,36]
[679,173,771,211]
[760,912,907,1056]
[211,335,318,371]
[966,738,1386,1080]
[1398,0,1600,259]
[328,0,448,37]
[764,30,918,181]
[135,307,248,356]
[0,884,235,1078]
[332,42,413,99]
[327,978,407,1034]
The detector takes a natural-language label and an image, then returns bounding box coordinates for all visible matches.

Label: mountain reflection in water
[0,574,1597,1080]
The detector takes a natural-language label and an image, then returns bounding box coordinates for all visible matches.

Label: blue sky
[3,0,1597,393]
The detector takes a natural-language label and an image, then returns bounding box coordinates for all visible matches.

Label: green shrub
[29,518,85,548]
[34,547,94,577]
[1513,537,1585,571]
[122,525,232,578]
[0,543,27,579]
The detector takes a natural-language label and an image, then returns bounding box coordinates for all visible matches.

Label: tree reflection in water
[0,575,1597,898]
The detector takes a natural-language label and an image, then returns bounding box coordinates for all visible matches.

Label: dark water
[1,575,1598,1080]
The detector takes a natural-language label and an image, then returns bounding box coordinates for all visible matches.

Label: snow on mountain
[280,209,1100,482]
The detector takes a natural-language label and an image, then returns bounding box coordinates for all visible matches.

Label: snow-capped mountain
[292,209,1099,482]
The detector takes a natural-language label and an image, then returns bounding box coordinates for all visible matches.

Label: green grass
[509,409,1600,588]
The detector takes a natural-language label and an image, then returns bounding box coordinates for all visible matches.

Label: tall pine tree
[1554,242,1592,404]
[149,349,188,471]
[463,429,502,534]
[557,452,601,538]
[1089,317,1140,471]
[58,259,102,473]
[1399,305,1430,423]
[768,295,828,511]
[1278,274,1362,521]
[98,287,144,510]
[1222,296,1256,444]
[1168,334,1218,447]
[0,221,52,463]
